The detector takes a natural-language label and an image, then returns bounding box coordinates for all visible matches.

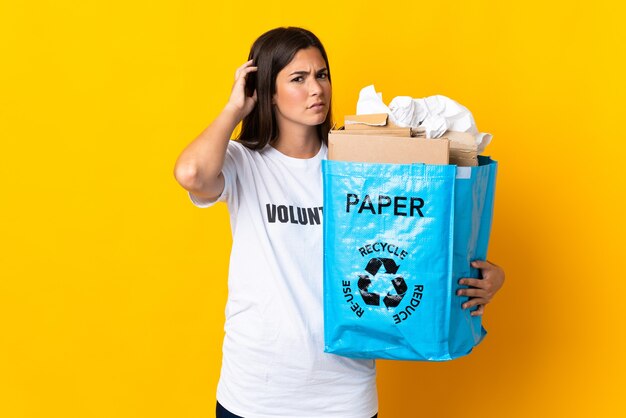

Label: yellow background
[1,0,625,417]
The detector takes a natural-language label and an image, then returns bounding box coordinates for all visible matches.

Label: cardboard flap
[344,113,389,129]
[442,131,476,148]
[331,128,412,137]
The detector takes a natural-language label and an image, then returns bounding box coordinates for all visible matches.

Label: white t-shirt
[189,140,378,418]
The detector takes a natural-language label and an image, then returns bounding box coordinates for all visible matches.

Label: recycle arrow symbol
[357,257,408,308]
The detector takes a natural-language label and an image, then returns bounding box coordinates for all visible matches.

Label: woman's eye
[292,76,304,82]
[317,73,328,79]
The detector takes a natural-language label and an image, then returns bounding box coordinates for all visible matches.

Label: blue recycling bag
[322,156,497,361]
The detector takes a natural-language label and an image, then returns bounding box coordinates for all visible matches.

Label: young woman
[174,27,504,418]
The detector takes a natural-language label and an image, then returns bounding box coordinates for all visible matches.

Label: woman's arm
[457,260,505,316]
[173,60,257,200]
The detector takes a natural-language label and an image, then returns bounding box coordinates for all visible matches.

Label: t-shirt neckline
[264,141,327,167]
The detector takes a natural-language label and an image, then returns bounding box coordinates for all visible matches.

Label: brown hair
[237,27,332,150]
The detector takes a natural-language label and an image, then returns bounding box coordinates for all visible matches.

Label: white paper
[356,85,391,115]
[356,85,494,153]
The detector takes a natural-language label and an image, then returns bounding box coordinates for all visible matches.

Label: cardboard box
[443,131,478,166]
[449,142,478,166]
[336,114,478,166]
[328,131,449,164]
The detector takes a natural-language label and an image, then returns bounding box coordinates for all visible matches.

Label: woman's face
[273,47,331,132]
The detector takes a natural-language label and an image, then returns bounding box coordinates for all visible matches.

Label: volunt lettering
[266,203,323,225]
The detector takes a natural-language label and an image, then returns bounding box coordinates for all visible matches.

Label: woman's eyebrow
[289,70,309,76]
[289,68,328,76]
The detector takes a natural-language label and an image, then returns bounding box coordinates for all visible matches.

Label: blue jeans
[216,401,378,418]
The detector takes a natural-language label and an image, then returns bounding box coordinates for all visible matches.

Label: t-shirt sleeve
[188,141,238,208]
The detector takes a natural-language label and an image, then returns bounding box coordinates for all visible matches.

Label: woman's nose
[308,78,323,96]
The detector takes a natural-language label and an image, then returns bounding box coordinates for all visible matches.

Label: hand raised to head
[224,59,258,121]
